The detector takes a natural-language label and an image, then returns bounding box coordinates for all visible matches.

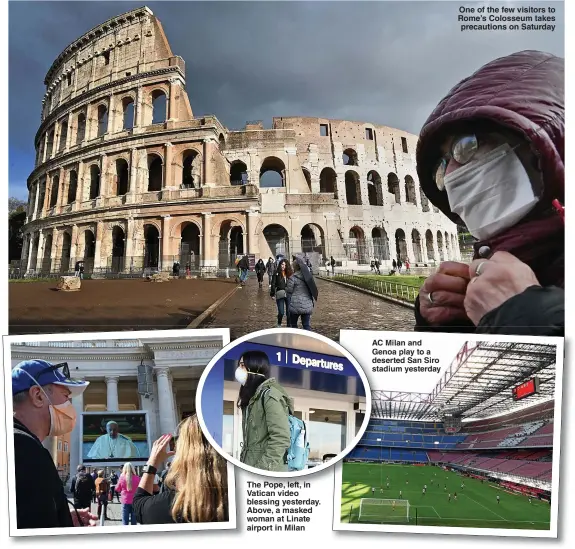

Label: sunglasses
[38,362,71,379]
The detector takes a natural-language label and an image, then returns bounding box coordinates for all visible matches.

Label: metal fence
[330,274,420,304]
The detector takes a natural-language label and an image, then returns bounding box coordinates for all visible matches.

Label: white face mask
[235,367,248,386]
[444,144,539,241]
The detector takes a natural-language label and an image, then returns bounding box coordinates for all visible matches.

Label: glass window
[278,366,303,387]
[223,358,237,381]
[355,380,366,397]
[310,371,348,394]
[222,400,234,454]
[307,409,346,461]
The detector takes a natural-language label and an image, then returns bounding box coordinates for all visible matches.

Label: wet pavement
[204,275,415,341]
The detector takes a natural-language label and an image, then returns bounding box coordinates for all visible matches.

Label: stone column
[65,111,74,151]
[56,167,66,212]
[33,181,41,219]
[41,132,49,163]
[161,216,171,270]
[76,161,85,208]
[246,211,260,255]
[26,233,36,272]
[201,213,215,268]
[70,224,79,271]
[105,376,120,412]
[135,86,144,128]
[164,142,173,189]
[108,93,116,135]
[126,218,135,268]
[36,230,45,271]
[49,228,59,272]
[52,123,61,158]
[99,154,108,199]
[155,368,177,435]
[94,221,104,271]
[70,384,85,475]
[168,79,178,121]
[203,139,214,187]
[128,148,139,198]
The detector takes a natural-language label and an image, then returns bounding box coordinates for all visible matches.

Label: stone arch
[82,229,96,272]
[218,133,226,151]
[387,173,401,204]
[76,112,86,145]
[230,160,248,186]
[345,170,361,205]
[347,226,368,264]
[60,231,72,273]
[49,175,59,208]
[263,223,289,257]
[405,175,417,205]
[143,224,160,269]
[367,171,383,206]
[437,231,445,261]
[343,148,358,166]
[425,229,435,261]
[181,149,202,188]
[97,104,108,137]
[151,89,167,124]
[58,120,68,152]
[300,223,325,256]
[113,158,129,196]
[89,164,100,199]
[217,219,245,269]
[67,170,78,204]
[180,222,201,268]
[41,233,53,272]
[372,227,390,260]
[395,229,407,261]
[122,96,135,130]
[420,185,430,212]
[319,167,337,195]
[46,128,55,157]
[411,229,423,263]
[170,218,203,239]
[30,233,40,271]
[111,225,126,273]
[301,167,312,191]
[260,156,285,187]
[147,153,163,192]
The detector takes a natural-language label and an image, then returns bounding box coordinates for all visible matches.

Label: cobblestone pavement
[204,275,415,341]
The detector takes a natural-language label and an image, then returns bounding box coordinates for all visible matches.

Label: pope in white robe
[87,420,140,459]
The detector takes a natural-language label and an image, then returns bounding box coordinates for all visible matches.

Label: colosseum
[21,6,460,276]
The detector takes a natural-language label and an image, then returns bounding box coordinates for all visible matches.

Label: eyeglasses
[434,134,479,191]
[38,362,70,379]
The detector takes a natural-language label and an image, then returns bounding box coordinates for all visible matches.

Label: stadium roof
[371,341,557,421]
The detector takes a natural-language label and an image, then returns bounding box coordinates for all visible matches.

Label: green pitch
[341,462,551,530]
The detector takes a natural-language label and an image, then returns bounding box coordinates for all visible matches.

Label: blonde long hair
[164,415,228,523]
[122,462,136,492]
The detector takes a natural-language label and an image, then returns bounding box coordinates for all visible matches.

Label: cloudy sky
[9,0,564,200]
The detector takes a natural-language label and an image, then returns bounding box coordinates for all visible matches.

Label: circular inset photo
[196,328,371,477]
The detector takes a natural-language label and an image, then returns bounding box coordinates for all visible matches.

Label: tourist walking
[255,259,266,289]
[266,257,274,287]
[71,465,96,511]
[330,256,336,275]
[109,470,120,503]
[392,258,397,272]
[375,259,381,274]
[287,257,318,331]
[270,258,292,327]
[133,415,228,524]
[235,351,293,472]
[397,258,403,273]
[116,462,140,525]
[237,255,250,286]
[94,470,109,520]
[405,259,411,273]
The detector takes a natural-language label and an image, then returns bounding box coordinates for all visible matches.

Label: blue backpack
[262,388,310,470]
[287,414,310,471]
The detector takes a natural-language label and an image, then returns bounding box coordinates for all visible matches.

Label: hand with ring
[464,251,541,325]
[419,261,471,325]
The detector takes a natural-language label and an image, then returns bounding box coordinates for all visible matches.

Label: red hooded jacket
[416,50,564,288]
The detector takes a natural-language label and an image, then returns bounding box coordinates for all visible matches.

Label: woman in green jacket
[236,351,293,472]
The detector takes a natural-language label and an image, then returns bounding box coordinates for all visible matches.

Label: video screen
[82,412,149,463]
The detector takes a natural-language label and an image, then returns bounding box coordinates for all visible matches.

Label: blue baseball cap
[12,360,89,397]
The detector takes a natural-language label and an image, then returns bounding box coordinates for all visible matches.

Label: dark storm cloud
[9,1,564,199]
